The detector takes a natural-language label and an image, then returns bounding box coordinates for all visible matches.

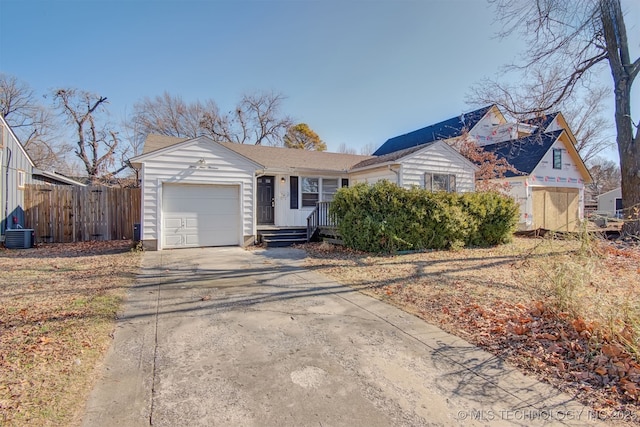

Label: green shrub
[330,181,518,253]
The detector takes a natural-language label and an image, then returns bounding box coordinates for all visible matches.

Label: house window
[300,177,343,207]
[424,173,456,193]
[322,179,339,202]
[301,177,319,207]
[553,149,562,169]
[17,170,26,189]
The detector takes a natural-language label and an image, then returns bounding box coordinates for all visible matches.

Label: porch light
[280,176,286,184]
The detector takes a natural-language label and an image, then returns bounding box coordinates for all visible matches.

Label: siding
[138,139,257,249]
[349,167,398,186]
[0,119,34,236]
[399,142,475,192]
[275,174,348,227]
[492,137,587,231]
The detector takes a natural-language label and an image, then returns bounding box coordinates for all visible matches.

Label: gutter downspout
[4,148,12,233]
[388,164,400,186]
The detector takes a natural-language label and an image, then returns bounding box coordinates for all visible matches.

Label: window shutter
[341,178,349,188]
[290,176,299,209]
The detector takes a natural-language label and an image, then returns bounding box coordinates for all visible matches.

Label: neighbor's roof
[482,130,563,177]
[372,105,495,156]
[141,134,373,172]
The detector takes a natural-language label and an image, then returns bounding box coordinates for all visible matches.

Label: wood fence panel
[23,185,141,243]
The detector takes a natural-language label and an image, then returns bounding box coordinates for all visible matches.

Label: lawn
[304,236,640,423]
[0,241,140,426]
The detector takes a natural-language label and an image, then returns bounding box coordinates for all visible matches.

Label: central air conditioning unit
[4,229,34,249]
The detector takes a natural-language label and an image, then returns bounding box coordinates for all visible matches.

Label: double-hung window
[300,177,341,207]
[424,173,456,193]
[322,179,339,202]
[301,177,319,207]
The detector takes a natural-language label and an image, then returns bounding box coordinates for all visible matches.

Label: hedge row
[330,180,519,253]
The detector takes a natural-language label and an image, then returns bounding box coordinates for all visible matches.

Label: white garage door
[162,184,240,249]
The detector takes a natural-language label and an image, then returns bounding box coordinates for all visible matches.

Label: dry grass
[0,241,140,426]
[304,236,640,422]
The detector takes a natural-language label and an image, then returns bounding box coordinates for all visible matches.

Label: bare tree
[587,157,621,196]
[359,143,377,156]
[468,79,614,164]
[0,73,73,171]
[129,91,292,146]
[485,0,639,234]
[129,92,214,139]
[53,88,126,183]
[203,91,292,145]
[336,143,357,155]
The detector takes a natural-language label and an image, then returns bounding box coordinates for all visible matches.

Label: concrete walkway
[82,247,598,426]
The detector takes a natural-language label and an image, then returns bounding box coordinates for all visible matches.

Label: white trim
[0,115,35,168]
[158,180,244,250]
[130,136,263,169]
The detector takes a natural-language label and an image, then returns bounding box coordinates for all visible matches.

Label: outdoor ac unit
[5,229,34,249]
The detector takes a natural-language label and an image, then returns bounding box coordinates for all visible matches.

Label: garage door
[162,184,240,249]
[532,187,579,232]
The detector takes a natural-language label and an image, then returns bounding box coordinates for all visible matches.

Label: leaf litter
[0,240,140,426]
[303,237,640,424]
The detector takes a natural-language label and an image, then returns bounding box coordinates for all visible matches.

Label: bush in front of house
[330,180,518,253]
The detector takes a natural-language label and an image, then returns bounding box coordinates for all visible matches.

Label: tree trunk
[600,0,639,236]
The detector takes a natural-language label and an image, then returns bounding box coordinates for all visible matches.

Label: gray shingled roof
[351,142,436,169]
[141,134,373,172]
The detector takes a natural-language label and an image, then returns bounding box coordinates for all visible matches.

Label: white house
[129,134,477,250]
[374,106,592,232]
[597,187,622,217]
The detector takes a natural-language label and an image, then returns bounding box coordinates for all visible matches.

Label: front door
[257,176,275,225]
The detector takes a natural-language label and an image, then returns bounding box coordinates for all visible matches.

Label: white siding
[0,119,34,237]
[275,174,347,227]
[349,167,398,186]
[491,138,586,231]
[597,188,622,216]
[139,139,256,249]
[399,142,475,192]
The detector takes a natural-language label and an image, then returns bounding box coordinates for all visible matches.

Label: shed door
[162,184,240,248]
[532,187,579,232]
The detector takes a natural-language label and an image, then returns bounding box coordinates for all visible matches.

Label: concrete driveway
[82,247,597,426]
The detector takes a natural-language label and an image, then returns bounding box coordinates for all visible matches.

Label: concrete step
[264,237,307,248]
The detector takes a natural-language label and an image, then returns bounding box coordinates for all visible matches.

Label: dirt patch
[0,240,140,426]
[303,237,640,424]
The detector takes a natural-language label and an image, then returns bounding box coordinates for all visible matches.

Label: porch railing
[306,201,336,241]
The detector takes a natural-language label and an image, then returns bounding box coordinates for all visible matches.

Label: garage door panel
[162,184,240,249]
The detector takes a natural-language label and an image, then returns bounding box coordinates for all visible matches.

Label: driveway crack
[148,278,162,426]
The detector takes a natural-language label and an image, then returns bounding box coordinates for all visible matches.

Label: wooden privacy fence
[24,185,141,243]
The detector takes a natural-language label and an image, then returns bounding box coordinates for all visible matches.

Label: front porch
[256,201,341,247]
[257,226,307,248]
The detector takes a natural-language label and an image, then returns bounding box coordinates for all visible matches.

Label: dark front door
[257,176,275,225]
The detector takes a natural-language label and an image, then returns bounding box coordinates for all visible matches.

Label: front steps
[257,227,307,248]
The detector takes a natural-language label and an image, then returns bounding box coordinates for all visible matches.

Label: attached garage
[532,187,580,232]
[162,183,240,249]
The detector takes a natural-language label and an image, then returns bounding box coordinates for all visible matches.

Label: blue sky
[0,0,637,161]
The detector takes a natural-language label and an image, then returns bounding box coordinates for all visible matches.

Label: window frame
[552,148,562,170]
[299,177,345,207]
[424,172,456,193]
[301,177,320,207]
[17,170,26,189]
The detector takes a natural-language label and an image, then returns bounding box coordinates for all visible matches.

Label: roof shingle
[140,134,373,172]
[372,105,494,156]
